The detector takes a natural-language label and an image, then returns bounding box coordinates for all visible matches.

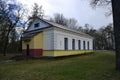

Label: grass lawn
[0,51,120,80]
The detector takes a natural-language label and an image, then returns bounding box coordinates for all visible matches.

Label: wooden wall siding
[42,50,93,57]
[22,49,43,57]
[43,28,54,50]
[22,32,43,57]
[22,32,43,49]
[54,28,93,50]
[22,19,94,57]
[34,32,43,49]
[27,19,50,31]
[22,38,34,50]
[54,50,93,57]
[43,50,54,56]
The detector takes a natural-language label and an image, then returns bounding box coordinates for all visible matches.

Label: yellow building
[22,18,93,57]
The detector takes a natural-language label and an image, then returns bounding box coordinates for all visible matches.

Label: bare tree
[91,0,112,16]
[27,3,44,27]
[91,0,111,6]
[30,3,44,19]
[67,18,78,28]
[50,13,68,26]
[90,0,120,70]
[0,0,25,56]
[50,13,78,28]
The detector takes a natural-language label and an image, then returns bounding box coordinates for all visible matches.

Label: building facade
[22,18,93,57]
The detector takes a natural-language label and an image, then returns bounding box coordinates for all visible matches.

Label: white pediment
[27,19,50,31]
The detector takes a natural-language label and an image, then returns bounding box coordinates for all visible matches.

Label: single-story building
[22,18,93,57]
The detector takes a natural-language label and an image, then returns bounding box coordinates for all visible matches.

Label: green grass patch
[0,51,120,80]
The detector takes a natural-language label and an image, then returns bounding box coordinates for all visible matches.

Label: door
[26,44,29,56]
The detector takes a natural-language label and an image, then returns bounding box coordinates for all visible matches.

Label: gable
[27,19,50,31]
[25,18,93,39]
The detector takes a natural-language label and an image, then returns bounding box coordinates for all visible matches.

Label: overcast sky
[17,0,113,29]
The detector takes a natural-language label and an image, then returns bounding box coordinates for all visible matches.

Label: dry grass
[0,51,120,80]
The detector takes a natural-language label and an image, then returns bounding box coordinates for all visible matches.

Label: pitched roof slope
[23,18,93,39]
[40,18,93,38]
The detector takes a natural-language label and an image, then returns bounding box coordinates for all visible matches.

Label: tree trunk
[111,0,120,70]
[3,29,10,56]
[3,37,8,56]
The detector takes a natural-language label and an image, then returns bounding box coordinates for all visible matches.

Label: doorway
[26,44,29,56]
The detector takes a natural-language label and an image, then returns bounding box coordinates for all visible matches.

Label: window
[83,41,86,50]
[64,38,68,50]
[78,40,81,50]
[72,39,75,50]
[87,41,89,50]
[34,23,39,28]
